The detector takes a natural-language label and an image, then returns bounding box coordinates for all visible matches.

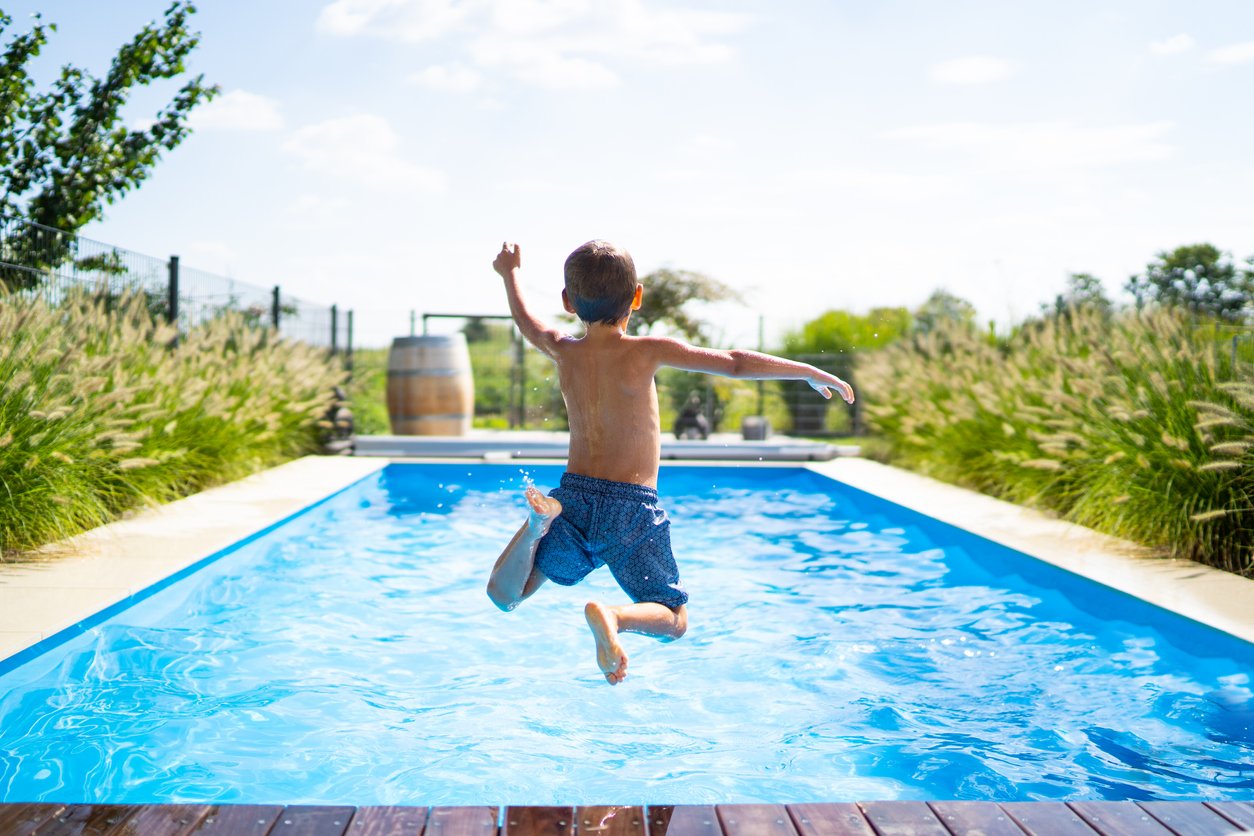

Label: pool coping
[1,454,1250,669]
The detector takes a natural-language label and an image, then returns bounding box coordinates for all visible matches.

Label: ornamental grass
[858,307,1253,575]
[0,289,346,557]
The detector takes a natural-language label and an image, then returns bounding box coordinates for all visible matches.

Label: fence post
[166,255,179,326]
[271,285,281,329]
[516,330,527,429]
[346,310,354,377]
[330,304,338,355]
[756,314,765,415]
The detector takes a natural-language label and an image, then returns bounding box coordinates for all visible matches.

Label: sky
[6,0,1254,347]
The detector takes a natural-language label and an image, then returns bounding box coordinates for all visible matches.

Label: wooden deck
[1,801,1252,835]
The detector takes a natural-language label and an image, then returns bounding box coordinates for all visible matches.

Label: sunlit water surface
[1,464,1251,805]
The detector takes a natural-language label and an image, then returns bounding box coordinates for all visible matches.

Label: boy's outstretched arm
[493,242,563,357]
[650,338,855,403]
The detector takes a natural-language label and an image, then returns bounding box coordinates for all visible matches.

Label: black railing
[0,213,350,354]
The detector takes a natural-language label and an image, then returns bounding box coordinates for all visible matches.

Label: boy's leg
[486,486,561,611]
[584,601,687,685]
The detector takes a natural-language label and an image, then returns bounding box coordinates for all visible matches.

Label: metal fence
[417,313,562,430]
[0,213,350,355]
[410,311,861,437]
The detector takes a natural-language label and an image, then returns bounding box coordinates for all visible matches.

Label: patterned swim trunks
[534,472,688,610]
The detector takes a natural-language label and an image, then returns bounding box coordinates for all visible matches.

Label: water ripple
[0,464,1251,805]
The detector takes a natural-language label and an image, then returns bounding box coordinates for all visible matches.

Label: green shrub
[0,289,345,556]
[346,348,390,435]
[859,307,1252,574]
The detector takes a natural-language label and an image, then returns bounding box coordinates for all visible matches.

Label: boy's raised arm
[650,337,855,404]
[493,242,563,357]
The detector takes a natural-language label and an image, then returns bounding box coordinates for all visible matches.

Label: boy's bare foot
[525,486,561,536]
[585,601,628,685]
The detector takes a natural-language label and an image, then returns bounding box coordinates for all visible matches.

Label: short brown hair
[563,240,637,325]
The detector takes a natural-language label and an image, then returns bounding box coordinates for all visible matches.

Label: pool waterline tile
[0,632,40,658]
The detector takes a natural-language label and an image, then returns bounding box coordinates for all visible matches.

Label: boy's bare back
[550,328,668,487]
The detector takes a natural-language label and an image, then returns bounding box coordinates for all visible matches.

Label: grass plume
[859,307,1253,575]
[0,289,346,557]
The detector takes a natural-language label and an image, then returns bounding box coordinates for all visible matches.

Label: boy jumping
[486,240,854,685]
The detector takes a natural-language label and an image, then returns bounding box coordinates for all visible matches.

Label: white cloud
[190,90,283,132]
[409,63,482,92]
[490,0,589,34]
[315,0,751,88]
[1208,41,1254,65]
[470,37,618,88]
[928,56,1013,85]
[316,0,473,41]
[281,114,446,192]
[1149,33,1195,55]
[888,121,1175,169]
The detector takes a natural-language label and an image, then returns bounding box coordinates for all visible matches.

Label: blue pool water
[0,463,1251,806]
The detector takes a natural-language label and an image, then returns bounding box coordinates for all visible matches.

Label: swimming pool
[0,462,1250,806]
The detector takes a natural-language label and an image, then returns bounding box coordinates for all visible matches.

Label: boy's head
[563,240,639,325]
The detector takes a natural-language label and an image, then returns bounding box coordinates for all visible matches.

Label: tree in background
[1045,272,1113,319]
[629,269,743,342]
[1125,243,1253,322]
[912,289,978,334]
[781,307,912,357]
[0,3,217,289]
[776,307,911,435]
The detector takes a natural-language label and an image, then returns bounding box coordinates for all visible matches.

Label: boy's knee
[671,605,688,638]
[486,579,517,612]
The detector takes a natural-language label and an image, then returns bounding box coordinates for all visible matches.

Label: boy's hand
[493,242,521,278]
[809,371,855,404]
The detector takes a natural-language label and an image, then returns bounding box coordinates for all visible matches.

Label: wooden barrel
[386,335,474,436]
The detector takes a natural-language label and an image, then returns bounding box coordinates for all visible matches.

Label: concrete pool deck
[1,452,1252,669]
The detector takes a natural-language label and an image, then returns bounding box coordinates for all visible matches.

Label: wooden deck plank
[928,801,1026,835]
[269,805,357,836]
[1000,802,1098,836]
[503,806,572,835]
[1137,802,1249,836]
[1205,801,1254,831]
[1068,802,1173,836]
[857,801,949,836]
[426,806,499,836]
[117,804,212,836]
[644,805,721,836]
[347,806,430,835]
[787,802,876,836]
[431,807,499,832]
[716,804,798,835]
[193,805,286,835]
[0,803,68,836]
[0,802,1248,836]
[575,805,647,835]
[34,804,141,836]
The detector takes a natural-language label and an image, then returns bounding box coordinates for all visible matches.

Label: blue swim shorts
[534,472,688,610]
